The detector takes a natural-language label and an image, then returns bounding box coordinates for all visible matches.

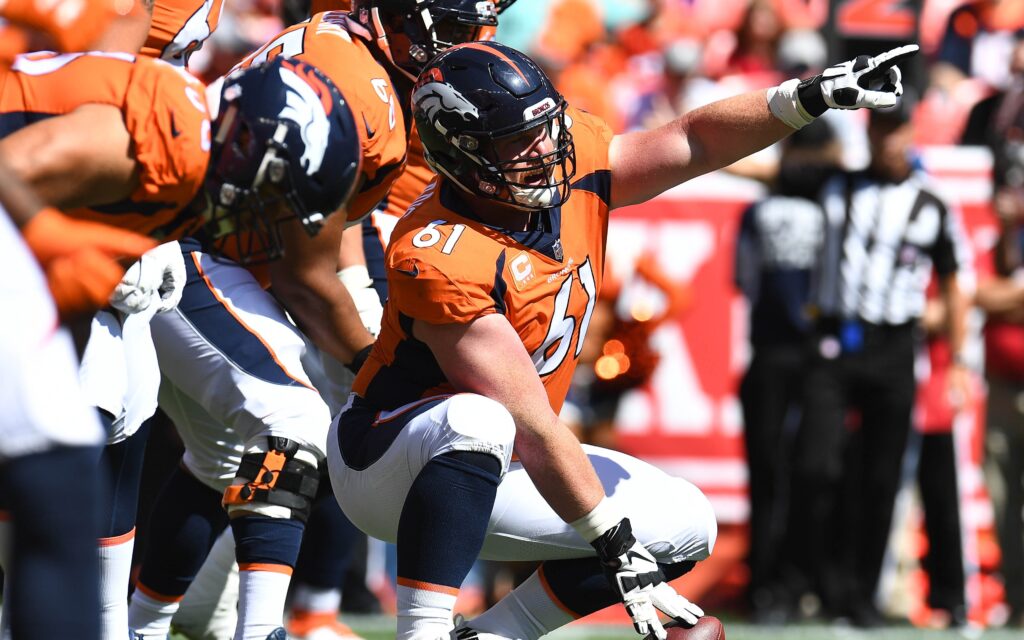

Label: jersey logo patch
[508,251,535,291]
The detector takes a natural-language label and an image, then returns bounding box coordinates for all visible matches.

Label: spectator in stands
[719,0,784,82]
[627,37,710,131]
[734,119,840,624]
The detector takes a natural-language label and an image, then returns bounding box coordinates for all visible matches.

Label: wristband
[570,496,626,544]
[337,264,374,291]
[766,78,817,130]
[345,344,373,375]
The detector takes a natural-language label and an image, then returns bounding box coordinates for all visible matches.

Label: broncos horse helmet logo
[413,81,480,136]
[277,65,330,176]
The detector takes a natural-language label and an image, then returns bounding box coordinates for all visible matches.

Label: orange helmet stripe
[455,41,528,82]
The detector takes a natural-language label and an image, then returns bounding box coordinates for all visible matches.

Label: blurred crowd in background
[125,0,1024,633]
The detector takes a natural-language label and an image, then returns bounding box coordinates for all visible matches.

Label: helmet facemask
[451,101,575,211]
[487,108,576,209]
[364,0,499,81]
[203,107,329,265]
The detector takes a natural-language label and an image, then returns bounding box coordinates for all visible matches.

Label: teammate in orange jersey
[124,5,506,639]
[0,53,363,640]
[328,40,919,640]
[0,5,161,639]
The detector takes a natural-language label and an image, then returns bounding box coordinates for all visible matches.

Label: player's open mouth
[521,169,547,185]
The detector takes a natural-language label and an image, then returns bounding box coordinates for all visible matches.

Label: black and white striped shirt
[812,170,972,326]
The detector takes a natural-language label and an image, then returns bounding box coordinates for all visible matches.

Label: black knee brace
[222,437,320,522]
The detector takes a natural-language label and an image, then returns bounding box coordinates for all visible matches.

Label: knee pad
[222,437,320,522]
[442,394,515,474]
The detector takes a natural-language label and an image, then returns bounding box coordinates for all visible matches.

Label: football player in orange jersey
[0,4,162,639]
[0,53,363,640]
[327,41,919,640]
[122,4,508,639]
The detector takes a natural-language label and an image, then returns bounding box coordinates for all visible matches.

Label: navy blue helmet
[412,41,576,210]
[351,0,507,81]
[202,57,360,264]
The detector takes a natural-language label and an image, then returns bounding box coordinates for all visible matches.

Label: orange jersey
[0,52,211,239]
[238,11,407,221]
[381,126,436,217]
[141,0,225,65]
[0,0,129,65]
[353,107,614,413]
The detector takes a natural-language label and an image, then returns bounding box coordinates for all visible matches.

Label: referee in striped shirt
[784,102,972,626]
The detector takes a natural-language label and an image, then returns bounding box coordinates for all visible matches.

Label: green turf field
[334,615,1021,640]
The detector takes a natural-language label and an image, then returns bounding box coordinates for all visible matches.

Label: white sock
[396,581,458,640]
[98,528,136,640]
[235,566,292,640]
[174,528,239,640]
[128,588,181,638]
[468,569,575,640]
[291,583,342,615]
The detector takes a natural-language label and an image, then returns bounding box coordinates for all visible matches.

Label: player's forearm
[679,90,794,181]
[0,156,47,228]
[0,104,137,209]
[610,90,793,208]
[337,222,367,270]
[274,273,373,365]
[513,416,606,523]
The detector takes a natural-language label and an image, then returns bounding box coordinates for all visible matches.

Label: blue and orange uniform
[237,10,408,222]
[0,51,211,239]
[353,106,614,413]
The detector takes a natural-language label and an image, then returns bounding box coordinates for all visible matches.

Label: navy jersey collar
[439,180,565,262]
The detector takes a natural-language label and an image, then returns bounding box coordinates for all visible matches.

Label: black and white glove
[591,518,703,640]
[768,44,919,129]
[110,240,186,314]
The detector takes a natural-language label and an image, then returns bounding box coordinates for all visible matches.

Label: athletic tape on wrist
[337,264,374,291]
[766,79,817,130]
[570,496,627,543]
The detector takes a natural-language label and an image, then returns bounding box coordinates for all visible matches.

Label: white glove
[592,518,704,639]
[337,264,383,338]
[110,240,186,314]
[768,44,918,129]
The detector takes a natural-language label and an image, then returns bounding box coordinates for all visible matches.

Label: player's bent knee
[222,437,320,522]
[682,479,718,558]
[442,393,515,474]
[653,478,718,562]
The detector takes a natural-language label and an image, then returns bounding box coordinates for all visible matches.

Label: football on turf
[665,616,725,640]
